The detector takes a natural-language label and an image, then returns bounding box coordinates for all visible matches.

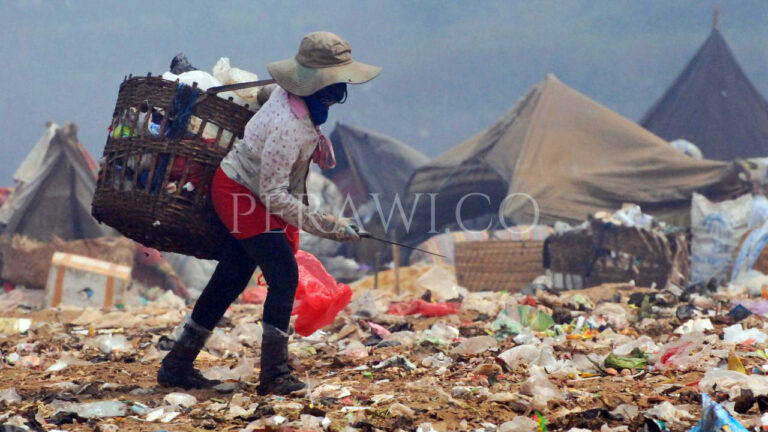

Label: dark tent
[401,74,749,244]
[326,122,429,210]
[641,27,768,160]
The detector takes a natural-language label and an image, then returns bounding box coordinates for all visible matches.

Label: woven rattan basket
[91,74,256,259]
[454,240,545,292]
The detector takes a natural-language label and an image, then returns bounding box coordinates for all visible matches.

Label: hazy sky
[2,1,768,183]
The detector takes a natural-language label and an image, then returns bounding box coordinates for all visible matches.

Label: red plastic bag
[387,299,461,317]
[292,251,353,336]
[242,285,268,305]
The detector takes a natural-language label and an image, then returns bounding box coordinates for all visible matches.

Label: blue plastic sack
[689,394,748,432]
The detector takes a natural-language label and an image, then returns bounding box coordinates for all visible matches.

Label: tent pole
[393,244,401,296]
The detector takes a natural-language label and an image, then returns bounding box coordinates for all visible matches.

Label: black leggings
[191,230,299,332]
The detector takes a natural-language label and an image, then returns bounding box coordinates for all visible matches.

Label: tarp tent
[402,74,749,243]
[0,123,111,241]
[641,28,768,160]
[326,123,429,209]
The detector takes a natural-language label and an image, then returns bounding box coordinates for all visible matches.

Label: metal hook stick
[358,233,446,258]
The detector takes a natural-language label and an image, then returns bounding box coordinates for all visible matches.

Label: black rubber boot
[157,320,222,389]
[256,324,306,396]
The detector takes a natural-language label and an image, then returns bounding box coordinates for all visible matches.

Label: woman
[158,32,381,395]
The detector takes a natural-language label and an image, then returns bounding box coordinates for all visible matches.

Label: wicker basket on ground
[454,239,545,292]
[91,74,257,259]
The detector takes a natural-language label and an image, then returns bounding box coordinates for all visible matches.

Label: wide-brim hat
[268,31,382,96]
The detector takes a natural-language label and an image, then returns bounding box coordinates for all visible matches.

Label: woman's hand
[335,218,361,242]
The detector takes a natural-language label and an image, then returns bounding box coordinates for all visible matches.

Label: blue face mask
[301,83,347,126]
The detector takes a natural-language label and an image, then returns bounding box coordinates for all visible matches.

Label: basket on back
[91,74,255,259]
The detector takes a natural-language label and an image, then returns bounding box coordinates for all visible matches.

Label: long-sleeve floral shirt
[220,87,339,239]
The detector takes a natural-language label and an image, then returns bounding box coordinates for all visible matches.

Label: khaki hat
[268,32,382,96]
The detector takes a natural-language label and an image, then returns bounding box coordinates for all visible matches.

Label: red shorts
[211,167,299,253]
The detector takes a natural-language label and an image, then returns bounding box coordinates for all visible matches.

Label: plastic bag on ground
[242,285,267,305]
[450,336,498,356]
[498,345,540,369]
[0,388,22,404]
[51,400,127,419]
[46,354,89,372]
[645,401,695,423]
[414,265,467,301]
[699,369,768,399]
[520,366,563,411]
[655,331,710,370]
[690,394,749,432]
[387,299,461,317]
[723,324,768,344]
[97,335,132,355]
[163,392,197,408]
[592,303,629,331]
[202,356,254,381]
[423,322,460,341]
[292,251,353,336]
[498,416,539,432]
[231,322,262,347]
[613,336,659,356]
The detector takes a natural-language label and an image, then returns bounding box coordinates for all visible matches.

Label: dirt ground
[0,284,761,432]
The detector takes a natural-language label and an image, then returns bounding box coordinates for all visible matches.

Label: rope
[165,83,201,140]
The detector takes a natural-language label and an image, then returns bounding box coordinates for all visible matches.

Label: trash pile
[4,258,768,432]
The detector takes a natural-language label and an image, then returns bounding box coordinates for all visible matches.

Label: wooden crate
[454,240,545,292]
